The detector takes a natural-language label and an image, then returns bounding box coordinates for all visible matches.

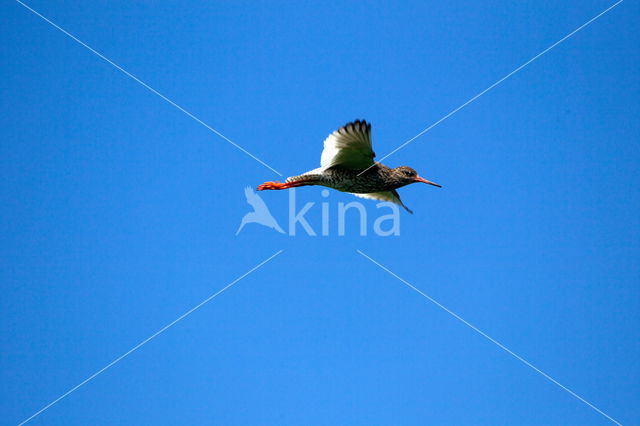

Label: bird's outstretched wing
[351,189,413,214]
[320,120,375,170]
[244,186,270,211]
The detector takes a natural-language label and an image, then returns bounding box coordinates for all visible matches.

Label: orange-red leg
[257,180,312,191]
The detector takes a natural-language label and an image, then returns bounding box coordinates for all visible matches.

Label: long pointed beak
[415,176,442,188]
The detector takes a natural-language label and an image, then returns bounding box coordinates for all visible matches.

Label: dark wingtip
[345,119,369,126]
[340,119,371,135]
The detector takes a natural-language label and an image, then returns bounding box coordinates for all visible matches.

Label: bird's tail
[258,174,321,191]
[235,221,246,235]
[285,173,322,184]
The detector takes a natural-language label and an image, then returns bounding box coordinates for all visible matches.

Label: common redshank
[257,120,441,213]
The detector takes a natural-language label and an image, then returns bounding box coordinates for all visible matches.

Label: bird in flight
[236,187,285,235]
[257,120,441,213]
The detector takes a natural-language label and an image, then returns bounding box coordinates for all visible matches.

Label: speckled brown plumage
[257,120,441,213]
[285,164,434,193]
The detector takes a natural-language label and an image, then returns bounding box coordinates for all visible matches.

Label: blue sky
[1,0,638,424]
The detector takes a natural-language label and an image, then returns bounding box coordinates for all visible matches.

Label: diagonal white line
[18,249,284,425]
[14,0,283,177]
[359,0,625,176]
[356,249,621,425]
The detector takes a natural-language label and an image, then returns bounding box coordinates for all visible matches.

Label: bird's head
[392,166,442,188]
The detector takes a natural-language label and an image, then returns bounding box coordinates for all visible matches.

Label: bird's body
[286,164,407,193]
[258,120,440,213]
